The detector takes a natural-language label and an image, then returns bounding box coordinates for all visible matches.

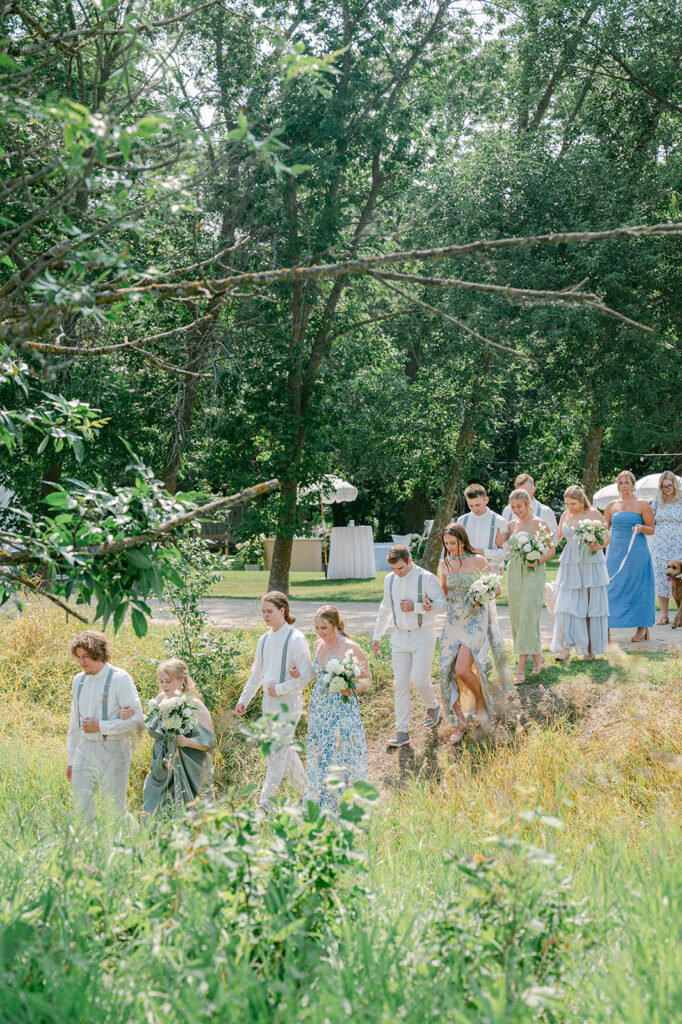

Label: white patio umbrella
[636,472,681,501]
[592,483,619,509]
[299,476,358,568]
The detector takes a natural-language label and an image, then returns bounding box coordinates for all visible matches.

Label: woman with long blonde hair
[550,485,609,663]
[649,471,682,625]
[604,470,655,641]
[122,658,216,817]
[302,605,371,810]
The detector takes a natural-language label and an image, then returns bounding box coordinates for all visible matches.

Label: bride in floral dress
[438,524,514,744]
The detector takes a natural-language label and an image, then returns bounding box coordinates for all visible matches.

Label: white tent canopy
[636,473,681,501]
[299,475,358,505]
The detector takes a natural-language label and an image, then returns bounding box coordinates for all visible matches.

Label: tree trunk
[161,320,216,494]
[268,479,299,593]
[582,414,603,502]
[422,413,478,574]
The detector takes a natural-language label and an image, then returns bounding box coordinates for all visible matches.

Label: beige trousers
[390,628,439,733]
[71,739,131,822]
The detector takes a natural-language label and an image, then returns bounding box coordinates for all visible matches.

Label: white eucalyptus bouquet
[321,650,361,703]
[573,519,607,553]
[509,526,552,570]
[146,691,199,736]
[466,571,499,612]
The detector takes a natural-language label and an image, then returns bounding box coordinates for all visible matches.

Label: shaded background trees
[2,0,680,608]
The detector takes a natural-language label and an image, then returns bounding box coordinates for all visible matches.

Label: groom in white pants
[66,630,144,822]
[372,544,446,747]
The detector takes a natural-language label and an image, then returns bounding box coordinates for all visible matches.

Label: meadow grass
[0,601,680,1023]
[207,560,561,604]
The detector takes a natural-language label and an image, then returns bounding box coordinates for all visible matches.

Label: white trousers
[391,628,439,733]
[259,718,305,810]
[71,739,131,822]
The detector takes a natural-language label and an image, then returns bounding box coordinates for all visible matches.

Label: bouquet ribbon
[607,529,638,584]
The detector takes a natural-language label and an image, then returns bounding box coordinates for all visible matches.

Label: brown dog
[665,560,682,628]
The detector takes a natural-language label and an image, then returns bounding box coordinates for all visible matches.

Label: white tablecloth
[327,526,376,579]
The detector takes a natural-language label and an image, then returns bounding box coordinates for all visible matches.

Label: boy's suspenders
[76,666,114,733]
[389,571,423,628]
[260,628,293,688]
[462,511,497,551]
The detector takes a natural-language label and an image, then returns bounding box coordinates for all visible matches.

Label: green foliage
[233,534,265,568]
[161,536,246,710]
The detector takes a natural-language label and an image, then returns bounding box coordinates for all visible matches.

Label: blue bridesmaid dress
[606,511,655,628]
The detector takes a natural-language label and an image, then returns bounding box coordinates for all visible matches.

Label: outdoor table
[327,525,376,579]
[373,542,393,572]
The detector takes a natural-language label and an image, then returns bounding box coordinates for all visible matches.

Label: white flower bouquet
[509,526,552,570]
[466,571,499,612]
[321,650,362,704]
[573,519,607,553]
[146,691,199,736]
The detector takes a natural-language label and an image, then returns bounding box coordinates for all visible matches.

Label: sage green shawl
[142,711,215,817]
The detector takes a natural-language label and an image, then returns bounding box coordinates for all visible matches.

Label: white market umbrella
[299,475,358,504]
[299,476,358,569]
[636,473,681,501]
[592,483,619,509]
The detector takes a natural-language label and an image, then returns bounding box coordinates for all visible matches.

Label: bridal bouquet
[146,691,199,736]
[321,651,361,703]
[509,526,552,570]
[466,572,499,611]
[573,519,607,553]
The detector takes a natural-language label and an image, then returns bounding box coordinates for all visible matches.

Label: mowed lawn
[209,558,561,604]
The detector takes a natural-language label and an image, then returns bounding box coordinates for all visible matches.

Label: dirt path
[152,597,682,654]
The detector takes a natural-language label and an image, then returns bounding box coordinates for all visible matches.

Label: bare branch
[369,273,523,357]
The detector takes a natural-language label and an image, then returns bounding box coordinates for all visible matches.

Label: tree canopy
[2,0,680,614]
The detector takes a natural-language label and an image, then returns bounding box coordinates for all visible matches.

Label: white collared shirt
[456,508,508,564]
[239,625,314,720]
[66,662,144,764]
[502,498,559,543]
[373,564,446,640]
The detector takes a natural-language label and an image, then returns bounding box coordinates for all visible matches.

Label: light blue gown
[606,511,655,628]
[303,659,368,812]
[550,523,609,655]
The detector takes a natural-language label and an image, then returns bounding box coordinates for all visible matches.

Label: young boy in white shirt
[236,591,314,810]
[457,483,508,568]
[372,544,446,748]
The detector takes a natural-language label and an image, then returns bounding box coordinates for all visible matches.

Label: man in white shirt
[502,473,559,543]
[66,630,144,822]
[236,600,314,811]
[457,483,508,567]
[372,544,446,747]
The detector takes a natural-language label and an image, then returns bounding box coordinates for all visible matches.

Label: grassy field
[209,558,561,604]
[1,600,680,1023]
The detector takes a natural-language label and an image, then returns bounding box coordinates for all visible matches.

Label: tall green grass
[0,601,680,1023]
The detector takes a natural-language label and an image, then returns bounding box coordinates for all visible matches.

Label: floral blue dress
[303,658,368,811]
[438,571,513,719]
[650,496,682,598]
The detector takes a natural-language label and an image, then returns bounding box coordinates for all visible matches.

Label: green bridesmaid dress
[507,557,546,656]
